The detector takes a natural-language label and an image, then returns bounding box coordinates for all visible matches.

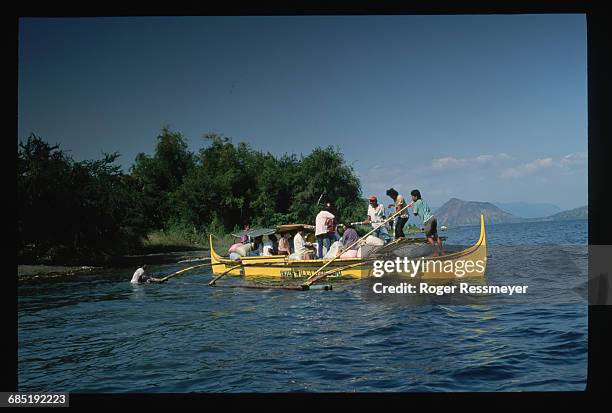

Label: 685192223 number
[2,393,69,407]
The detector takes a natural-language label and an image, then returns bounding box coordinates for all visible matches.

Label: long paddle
[157,262,219,283]
[303,204,410,286]
[208,263,242,286]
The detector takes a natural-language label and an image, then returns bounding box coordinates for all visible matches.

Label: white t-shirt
[262,240,274,256]
[293,232,309,255]
[367,204,386,228]
[130,267,144,283]
[315,210,335,236]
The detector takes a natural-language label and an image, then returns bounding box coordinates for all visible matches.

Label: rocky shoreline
[18,249,210,280]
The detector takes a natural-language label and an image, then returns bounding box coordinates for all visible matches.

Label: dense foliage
[18,135,148,263]
[18,128,366,264]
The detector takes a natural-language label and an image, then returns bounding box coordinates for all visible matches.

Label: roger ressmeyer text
[371,258,528,297]
[372,282,528,296]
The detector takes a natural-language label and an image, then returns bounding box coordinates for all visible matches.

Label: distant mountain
[432,199,587,227]
[544,206,588,221]
[493,202,562,218]
[434,198,523,226]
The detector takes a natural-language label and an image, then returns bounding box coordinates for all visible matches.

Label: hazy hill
[544,206,588,221]
[493,202,562,218]
[432,199,587,227]
[434,198,522,226]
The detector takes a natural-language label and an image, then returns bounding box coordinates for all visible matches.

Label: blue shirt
[412,199,434,223]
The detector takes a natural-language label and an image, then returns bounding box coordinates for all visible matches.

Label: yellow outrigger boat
[210,215,487,280]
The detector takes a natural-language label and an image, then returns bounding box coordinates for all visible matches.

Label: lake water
[18,220,588,392]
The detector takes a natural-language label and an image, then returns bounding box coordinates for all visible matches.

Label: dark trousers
[316,232,338,258]
[394,217,408,238]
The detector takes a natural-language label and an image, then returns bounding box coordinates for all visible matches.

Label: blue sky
[18,15,587,210]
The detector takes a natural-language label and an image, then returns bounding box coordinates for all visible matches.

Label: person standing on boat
[386,188,409,239]
[408,189,445,256]
[363,195,392,243]
[315,203,338,258]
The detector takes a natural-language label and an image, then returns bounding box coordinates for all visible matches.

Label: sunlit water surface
[18,220,587,392]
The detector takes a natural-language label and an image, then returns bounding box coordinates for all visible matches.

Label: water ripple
[18,220,587,392]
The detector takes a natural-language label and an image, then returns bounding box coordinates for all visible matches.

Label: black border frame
[11,0,611,405]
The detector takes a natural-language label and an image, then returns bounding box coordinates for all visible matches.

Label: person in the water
[130,264,163,284]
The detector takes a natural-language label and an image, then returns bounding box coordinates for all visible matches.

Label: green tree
[291,146,365,224]
[18,129,368,264]
[130,126,194,229]
[18,134,148,263]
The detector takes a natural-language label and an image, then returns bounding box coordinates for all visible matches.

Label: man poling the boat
[362,195,392,243]
[408,189,445,256]
[386,188,409,239]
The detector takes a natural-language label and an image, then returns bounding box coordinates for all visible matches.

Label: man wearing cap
[363,196,392,243]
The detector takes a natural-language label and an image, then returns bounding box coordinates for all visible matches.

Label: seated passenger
[233,236,263,258]
[277,232,291,255]
[249,235,264,256]
[228,242,243,254]
[340,223,360,251]
[289,228,316,260]
[262,234,278,256]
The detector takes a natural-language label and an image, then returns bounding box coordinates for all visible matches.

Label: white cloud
[501,158,554,178]
[358,151,586,209]
[431,156,469,169]
[475,153,513,163]
[431,153,513,170]
[501,152,586,179]
[560,152,587,167]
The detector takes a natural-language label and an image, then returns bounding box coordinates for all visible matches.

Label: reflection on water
[18,220,587,392]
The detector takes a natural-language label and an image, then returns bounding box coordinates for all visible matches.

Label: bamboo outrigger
[209,214,487,280]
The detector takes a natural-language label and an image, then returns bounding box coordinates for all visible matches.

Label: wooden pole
[158,262,218,283]
[303,204,409,286]
[208,263,242,286]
